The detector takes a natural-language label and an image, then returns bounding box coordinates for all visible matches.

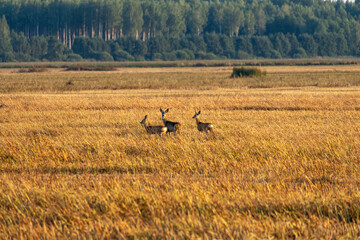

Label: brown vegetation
[66,64,116,71]
[1,58,360,69]
[17,66,48,73]
[2,65,360,93]
[1,65,360,238]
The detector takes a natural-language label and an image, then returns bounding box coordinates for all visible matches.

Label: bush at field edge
[231,67,265,78]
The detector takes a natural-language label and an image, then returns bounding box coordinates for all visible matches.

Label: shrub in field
[231,67,265,78]
[18,66,48,73]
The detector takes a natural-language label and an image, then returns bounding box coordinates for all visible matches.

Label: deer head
[140,115,148,125]
[192,110,201,119]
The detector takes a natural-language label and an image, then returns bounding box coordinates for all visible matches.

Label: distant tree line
[1,0,360,62]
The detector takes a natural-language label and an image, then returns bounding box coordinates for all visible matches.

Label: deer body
[160,108,182,135]
[140,115,167,135]
[193,111,214,133]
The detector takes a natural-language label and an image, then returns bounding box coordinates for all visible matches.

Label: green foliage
[205,33,223,55]
[272,33,291,57]
[222,6,243,37]
[183,49,195,60]
[175,50,191,60]
[186,8,206,35]
[132,40,148,57]
[236,50,251,59]
[112,50,134,61]
[0,0,360,62]
[0,15,14,62]
[269,50,282,59]
[236,37,253,56]
[293,48,308,59]
[90,51,114,61]
[194,51,218,60]
[66,53,83,62]
[72,38,91,58]
[162,51,177,61]
[11,31,30,61]
[150,53,162,61]
[30,36,48,60]
[205,5,223,34]
[0,52,15,62]
[252,36,273,58]
[298,34,318,57]
[46,36,66,61]
[123,0,143,39]
[231,67,265,78]
[165,2,186,36]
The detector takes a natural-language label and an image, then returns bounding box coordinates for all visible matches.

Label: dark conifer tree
[0,15,14,61]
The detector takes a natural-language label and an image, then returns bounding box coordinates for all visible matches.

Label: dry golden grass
[1,65,360,92]
[1,66,360,238]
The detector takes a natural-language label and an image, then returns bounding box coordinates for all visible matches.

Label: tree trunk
[142,31,146,41]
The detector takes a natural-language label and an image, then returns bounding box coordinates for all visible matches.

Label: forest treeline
[1,0,360,62]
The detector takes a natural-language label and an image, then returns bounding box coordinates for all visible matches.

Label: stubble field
[1,65,360,238]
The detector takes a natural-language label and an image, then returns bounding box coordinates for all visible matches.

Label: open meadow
[1,64,360,238]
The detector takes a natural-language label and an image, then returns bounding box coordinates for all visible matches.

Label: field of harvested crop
[1,65,360,238]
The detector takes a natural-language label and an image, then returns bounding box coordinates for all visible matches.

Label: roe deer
[140,115,167,135]
[160,108,182,135]
[192,111,214,133]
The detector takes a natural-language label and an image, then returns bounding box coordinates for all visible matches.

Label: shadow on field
[235,200,359,223]
[232,106,314,111]
[230,106,360,111]
[0,166,157,175]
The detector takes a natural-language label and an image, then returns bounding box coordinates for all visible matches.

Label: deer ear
[160,108,163,112]
[165,109,169,113]
[145,115,148,119]
[198,111,201,114]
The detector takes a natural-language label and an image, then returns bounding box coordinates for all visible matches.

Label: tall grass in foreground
[1,87,360,238]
